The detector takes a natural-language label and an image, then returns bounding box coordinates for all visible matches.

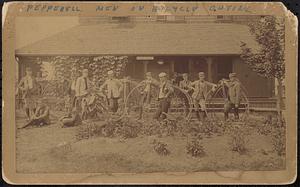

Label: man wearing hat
[154,72,174,120]
[73,69,90,110]
[138,72,158,119]
[222,73,241,120]
[179,73,192,116]
[99,70,123,113]
[19,97,50,129]
[17,67,38,120]
[190,72,217,121]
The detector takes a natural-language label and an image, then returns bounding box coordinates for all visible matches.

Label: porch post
[206,57,213,82]
[143,61,148,75]
[170,61,175,75]
[188,58,193,75]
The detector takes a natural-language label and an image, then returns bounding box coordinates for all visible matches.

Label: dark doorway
[174,61,189,74]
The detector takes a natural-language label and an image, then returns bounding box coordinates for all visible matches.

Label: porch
[124,55,275,98]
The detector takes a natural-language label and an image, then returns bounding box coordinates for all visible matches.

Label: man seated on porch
[99,70,123,113]
[179,73,193,117]
[221,73,241,121]
[154,72,174,120]
[19,98,50,129]
[72,69,90,111]
[190,72,217,122]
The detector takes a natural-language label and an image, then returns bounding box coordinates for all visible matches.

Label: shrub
[197,119,226,137]
[186,138,206,157]
[256,115,286,156]
[75,121,103,141]
[227,125,249,155]
[114,124,139,139]
[75,117,141,140]
[140,118,181,137]
[152,139,170,156]
[271,120,286,156]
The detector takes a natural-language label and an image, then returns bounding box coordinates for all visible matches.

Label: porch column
[188,58,193,74]
[206,57,213,82]
[170,61,175,75]
[143,61,148,75]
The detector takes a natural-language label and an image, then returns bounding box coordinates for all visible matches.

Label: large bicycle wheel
[205,85,250,121]
[124,83,193,122]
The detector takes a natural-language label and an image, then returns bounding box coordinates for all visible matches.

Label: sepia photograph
[14,14,287,173]
[2,1,297,185]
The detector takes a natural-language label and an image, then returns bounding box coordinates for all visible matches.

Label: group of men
[71,69,123,113]
[139,71,242,121]
[180,72,242,121]
[18,66,242,129]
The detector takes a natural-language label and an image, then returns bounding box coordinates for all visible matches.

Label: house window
[156,15,185,22]
[215,15,233,23]
[111,16,130,22]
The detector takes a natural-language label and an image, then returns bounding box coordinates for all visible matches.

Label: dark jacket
[226,80,241,105]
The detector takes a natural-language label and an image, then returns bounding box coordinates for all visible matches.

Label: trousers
[109,98,119,113]
[138,93,151,119]
[193,98,207,121]
[224,102,239,120]
[21,118,49,129]
[154,98,171,120]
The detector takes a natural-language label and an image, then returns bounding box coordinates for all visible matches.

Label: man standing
[171,72,182,86]
[73,69,90,110]
[99,70,123,113]
[18,67,37,120]
[154,72,174,120]
[222,73,241,120]
[179,73,192,116]
[138,72,158,119]
[190,72,217,122]
[19,98,50,129]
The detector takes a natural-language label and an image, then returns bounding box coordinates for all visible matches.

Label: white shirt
[20,75,34,90]
[100,78,123,99]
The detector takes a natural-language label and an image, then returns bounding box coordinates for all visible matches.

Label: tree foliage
[240,16,285,80]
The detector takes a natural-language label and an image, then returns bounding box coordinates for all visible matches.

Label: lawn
[16,109,286,173]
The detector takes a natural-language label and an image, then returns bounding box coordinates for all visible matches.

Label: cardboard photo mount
[2,2,298,184]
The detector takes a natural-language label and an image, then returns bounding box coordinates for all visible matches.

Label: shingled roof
[15,22,259,56]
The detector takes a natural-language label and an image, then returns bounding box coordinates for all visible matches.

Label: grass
[16,109,286,173]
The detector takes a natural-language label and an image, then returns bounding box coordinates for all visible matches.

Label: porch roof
[16,23,260,56]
